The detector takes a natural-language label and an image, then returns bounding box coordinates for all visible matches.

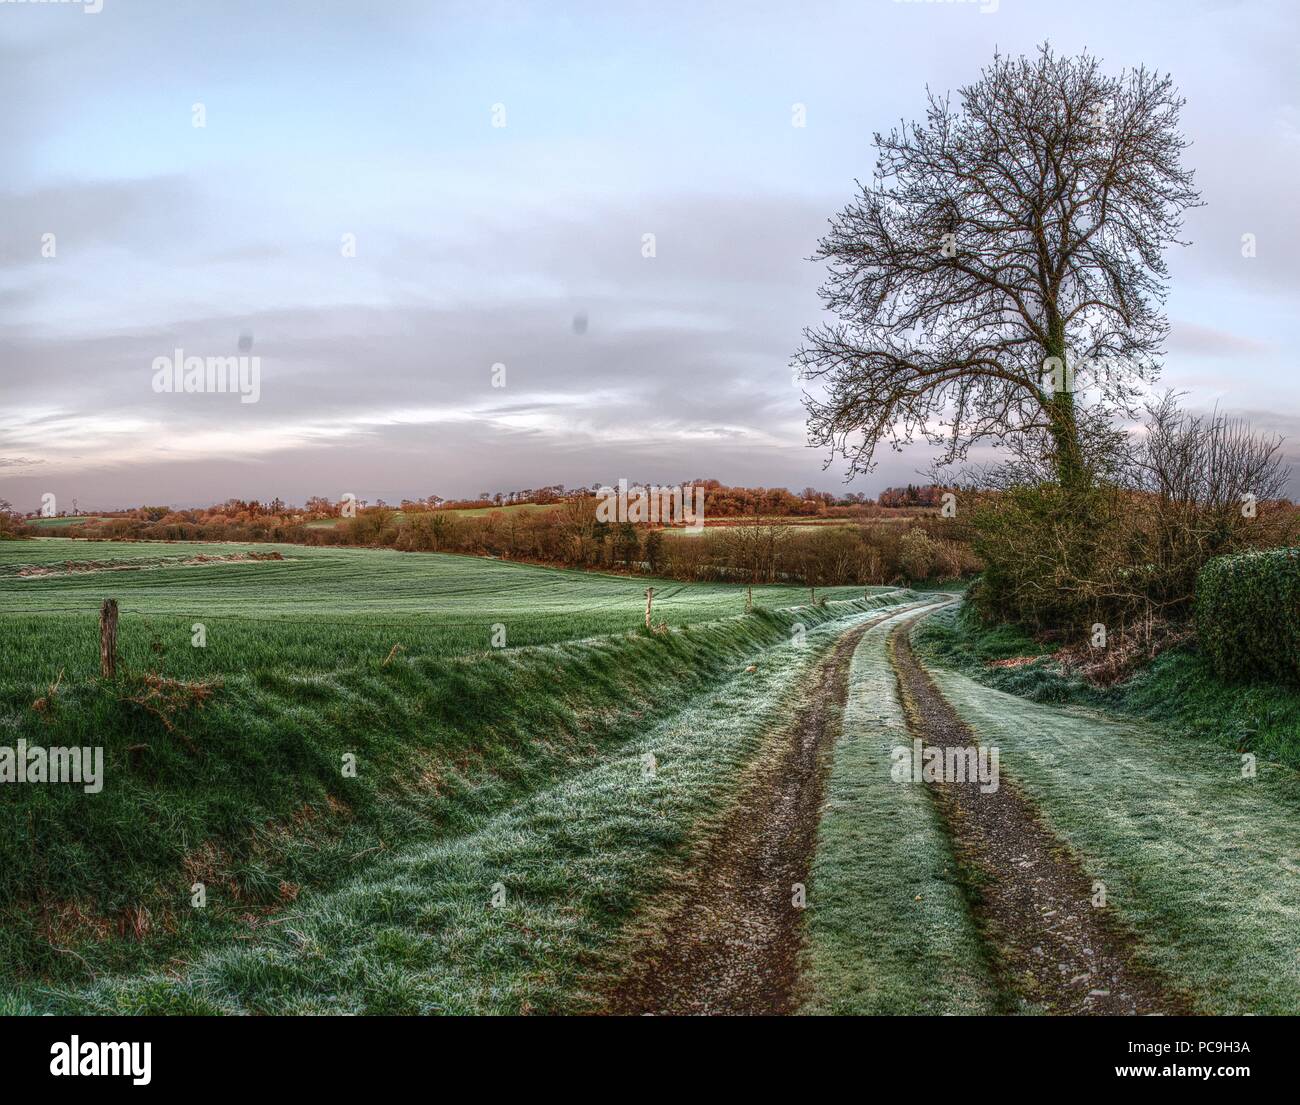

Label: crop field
[659,514,926,538]
[1,534,928,1015]
[300,503,562,529]
[23,517,110,529]
[447,502,563,517]
[661,519,861,538]
[0,538,878,691]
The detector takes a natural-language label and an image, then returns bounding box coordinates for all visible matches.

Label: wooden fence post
[644,587,654,629]
[100,598,119,679]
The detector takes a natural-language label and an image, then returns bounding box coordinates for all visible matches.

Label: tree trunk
[1048,390,1085,489]
[1044,323,1086,489]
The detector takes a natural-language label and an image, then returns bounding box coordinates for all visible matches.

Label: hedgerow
[1195,549,1300,684]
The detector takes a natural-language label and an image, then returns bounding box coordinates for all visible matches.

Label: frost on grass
[33,601,920,1015]
[928,665,1300,1015]
[799,606,1000,1015]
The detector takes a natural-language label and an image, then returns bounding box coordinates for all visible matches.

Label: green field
[0,535,915,1012]
[662,519,860,538]
[302,503,561,529]
[22,516,110,529]
[9,534,1290,1018]
[1,537,878,690]
[447,502,562,517]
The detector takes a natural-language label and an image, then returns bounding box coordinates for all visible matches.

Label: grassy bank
[1,568,922,1012]
[917,604,1300,770]
[920,641,1300,1014]
[798,604,1001,1015]
[10,597,927,1014]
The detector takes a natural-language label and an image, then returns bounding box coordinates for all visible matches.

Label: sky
[1,0,1298,511]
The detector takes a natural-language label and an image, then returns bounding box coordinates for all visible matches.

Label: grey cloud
[0,177,194,270]
[4,0,1298,511]
[1167,320,1273,357]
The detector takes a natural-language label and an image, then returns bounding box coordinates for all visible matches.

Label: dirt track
[888,624,1190,1015]
[603,614,880,1015]
[602,603,1187,1016]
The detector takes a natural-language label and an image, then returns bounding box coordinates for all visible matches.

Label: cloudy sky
[2,0,1297,511]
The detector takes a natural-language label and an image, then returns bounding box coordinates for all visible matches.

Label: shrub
[897,529,938,583]
[968,483,1122,632]
[964,396,1298,639]
[1195,549,1300,684]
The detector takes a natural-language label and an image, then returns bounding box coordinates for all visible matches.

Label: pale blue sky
[2,0,1297,509]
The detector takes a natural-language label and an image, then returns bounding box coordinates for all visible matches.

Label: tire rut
[602,608,909,1015]
[889,619,1193,1015]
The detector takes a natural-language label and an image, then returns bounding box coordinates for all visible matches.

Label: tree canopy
[797,44,1202,488]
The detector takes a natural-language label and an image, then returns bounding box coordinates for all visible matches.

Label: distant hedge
[1195,549,1300,684]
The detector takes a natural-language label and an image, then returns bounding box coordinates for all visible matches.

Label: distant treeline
[28,498,974,587]
[10,479,948,528]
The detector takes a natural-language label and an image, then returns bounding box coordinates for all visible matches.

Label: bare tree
[796,44,1201,488]
[721,510,791,584]
[1127,392,1295,602]
[1131,393,1290,511]
[0,498,23,538]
